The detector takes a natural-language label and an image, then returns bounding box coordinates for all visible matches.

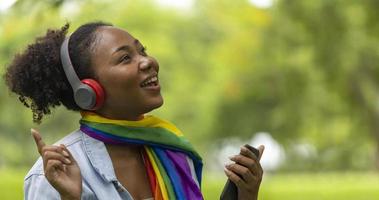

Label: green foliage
[210,0,379,170]
[1,0,379,172]
[203,171,379,200]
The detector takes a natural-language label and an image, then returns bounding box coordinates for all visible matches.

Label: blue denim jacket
[24,130,140,200]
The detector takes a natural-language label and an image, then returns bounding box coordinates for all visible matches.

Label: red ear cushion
[81,79,105,110]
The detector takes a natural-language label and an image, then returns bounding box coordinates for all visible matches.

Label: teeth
[141,76,158,87]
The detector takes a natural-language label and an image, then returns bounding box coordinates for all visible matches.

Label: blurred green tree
[1,0,379,172]
[211,0,379,170]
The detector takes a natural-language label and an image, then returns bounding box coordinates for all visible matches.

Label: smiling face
[90,26,163,120]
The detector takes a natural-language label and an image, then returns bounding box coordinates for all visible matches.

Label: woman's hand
[224,145,265,200]
[31,128,82,200]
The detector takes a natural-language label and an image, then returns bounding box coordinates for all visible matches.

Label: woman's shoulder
[54,129,83,146]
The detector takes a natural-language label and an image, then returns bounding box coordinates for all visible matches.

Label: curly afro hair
[4,21,112,123]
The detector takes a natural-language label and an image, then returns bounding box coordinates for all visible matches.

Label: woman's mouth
[140,74,160,88]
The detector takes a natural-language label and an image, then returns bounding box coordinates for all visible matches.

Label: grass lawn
[1,169,379,200]
[0,168,26,200]
[202,171,379,200]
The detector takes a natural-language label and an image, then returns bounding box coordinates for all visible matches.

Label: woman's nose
[139,57,152,71]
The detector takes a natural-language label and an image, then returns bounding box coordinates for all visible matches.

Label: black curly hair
[4,21,113,123]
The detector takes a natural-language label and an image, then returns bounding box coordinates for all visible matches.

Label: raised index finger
[31,128,46,155]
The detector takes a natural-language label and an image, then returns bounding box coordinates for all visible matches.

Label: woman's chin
[145,97,164,113]
[152,97,164,110]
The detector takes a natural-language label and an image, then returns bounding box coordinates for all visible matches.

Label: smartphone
[220,144,260,200]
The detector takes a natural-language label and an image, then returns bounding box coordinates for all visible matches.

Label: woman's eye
[141,46,148,56]
[120,55,130,63]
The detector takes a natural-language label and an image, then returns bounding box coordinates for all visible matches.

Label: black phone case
[220,144,260,200]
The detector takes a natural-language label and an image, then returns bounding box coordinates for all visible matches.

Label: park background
[1,0,379,199]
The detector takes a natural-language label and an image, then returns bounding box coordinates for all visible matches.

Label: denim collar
[81,131,117,183]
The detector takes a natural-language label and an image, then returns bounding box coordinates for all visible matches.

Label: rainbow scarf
[79,112,203,200]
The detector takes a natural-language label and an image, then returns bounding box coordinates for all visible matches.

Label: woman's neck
[93,109,144,121]
[105,143,142,159]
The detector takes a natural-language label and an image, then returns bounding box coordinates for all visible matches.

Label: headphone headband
[60,36,104,110]
[60,37,81,90]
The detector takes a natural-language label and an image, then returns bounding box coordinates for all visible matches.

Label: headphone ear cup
[74,84,97,110]
[81,79,105,110]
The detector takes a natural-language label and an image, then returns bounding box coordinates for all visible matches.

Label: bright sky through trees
[0,0,16,12]
[0,0,274,12]
[249,0,273,8]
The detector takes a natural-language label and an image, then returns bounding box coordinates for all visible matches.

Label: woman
[5,21,264,200]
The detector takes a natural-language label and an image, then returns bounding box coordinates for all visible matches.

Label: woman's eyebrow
[112,40,141,55]
[112,45,131,55]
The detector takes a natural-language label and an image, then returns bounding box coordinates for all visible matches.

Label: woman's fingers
[30,128,82,197]
[224,168,247,189]
[257,145,265,160]
[225,162,254,183]
[224,145,265,199]
[226,145,265,184]
[31,128,72,173]
[41,146,64,157]
[45,159,65,179]
[240,146,258,161]
[229,154,262,177]
[31,128,46,155]
[240,145,265,161]
[46,159,64,171]
[60,145,70,157]
[43,151,72,165]
[60,144,76,164]
[238,146,263,175]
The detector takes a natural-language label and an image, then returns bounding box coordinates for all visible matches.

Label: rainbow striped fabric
[79,112,203,200]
